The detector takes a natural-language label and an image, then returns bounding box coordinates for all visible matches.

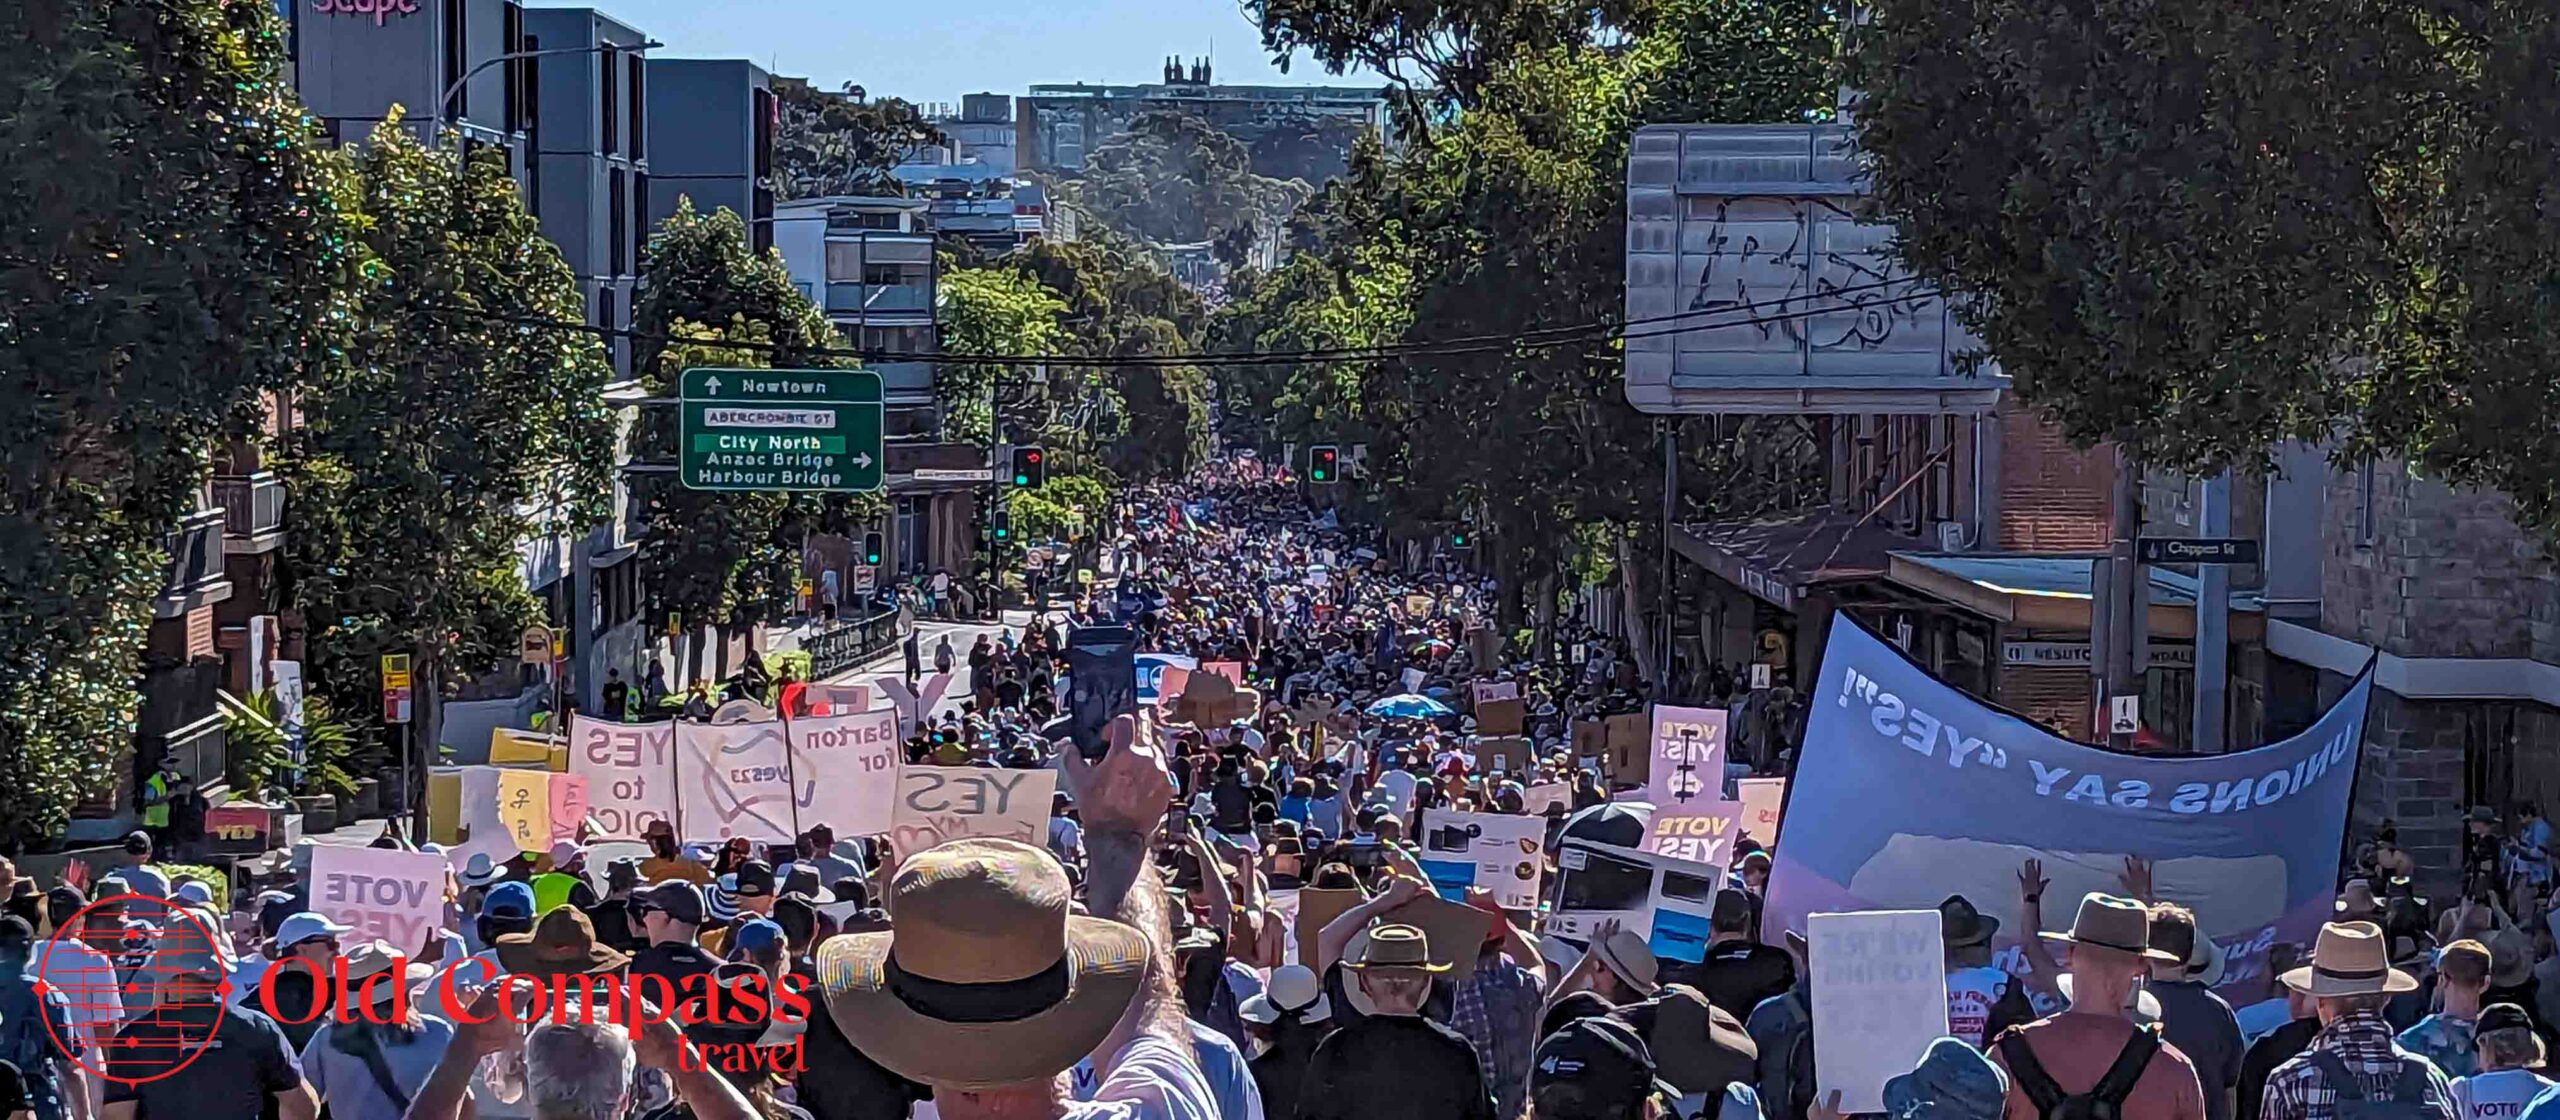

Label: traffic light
[1010,445,1045,488]
[1309,444,1339,483]
[1449,528,1474,550]
[861,531,884,566]
[991,510,1012,541]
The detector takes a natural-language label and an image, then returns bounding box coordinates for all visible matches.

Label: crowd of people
[9,457,2560,1120]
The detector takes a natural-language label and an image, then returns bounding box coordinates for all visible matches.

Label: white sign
[890,767,1056,857]
[1736,776,1786,844]
[1523,782,1574,817]
[1809,910,1951,1115]
[1133,654,1197,704]
[2110,694,2143,735]
[910,468,994,482]
[568,717,677,838]
[1472,680,1519,705]
[2005,641,2195,669]
[790,709,903,837]
[1269,889,1303,966]
[1750,663,1773,690]
[1400,667,1426,693]
[1415,811,1547,910]
[1551,840,1729,964]
[874,671,953,738]
[309,847,447,955]
[675,720,797,843]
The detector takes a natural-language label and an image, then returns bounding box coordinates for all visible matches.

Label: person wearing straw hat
[1298,924,1494,1120]
[2147,904,2247,1120]
[1991,893,2207,1120]
[2258,921,2455,1120]
[300,941,450,1120]
[815,710,1219,1120]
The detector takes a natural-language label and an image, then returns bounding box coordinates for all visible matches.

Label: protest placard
[873,672,953,739]
[1571,719,1607,759]
[1477,698,1526,736]
[447,766,515,868]
[675,720,798,843]
[1472,680,1519,706]
[1644,851,1728,964]
[1415,810,1546,910]
[790,708,903,837]
[1202,662,1246,685]
[206,805,272,856]
[1603,713,1651,783]
[1379,892,1492,982]
[1523,782,1573,817]
[1400,667,1425,693]
[889,767,1056,856]
[1479,736,1530,775]
[1647,705,1730,808]
[1645,804,1744,874]
[1294,887,1366,967]
[495,769,552,853]
[1269,889,1303,965]
[489,727,564,769]
[1737,776,1786,844]
[1810,910,1950,1114]
[1551,839,1658,942]
[546,774,589,843]
[309,846,448,954]
[568,716,676,838]
[1404,593,1434,618]
[1134,654,1197,703]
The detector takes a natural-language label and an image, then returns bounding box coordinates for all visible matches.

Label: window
[825,242,863,282]
[501,3,523,132]
[862,264,905,287]
[628,57,646,160]
[600,48,618,155]
[596,286,620,374]
[608,170,628,276]
[2355,458,2377,549]
[519,34,541,135]
[753,88,776,179]
[442,0,468,121]
[631,171,649,269]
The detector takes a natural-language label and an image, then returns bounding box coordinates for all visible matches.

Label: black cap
[733,860,776,898]
[1532,1016,1677,1120]
[0,915,32,949]
[633,881,705,926]
[121,831,152,856]
[2481,1003,2537,1036]
[1711,889,1753,932]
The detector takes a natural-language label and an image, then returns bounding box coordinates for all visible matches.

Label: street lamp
[427,39,664,146]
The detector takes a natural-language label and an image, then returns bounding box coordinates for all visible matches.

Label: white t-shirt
[1945,965,2007,1049]
[2453,1069,2554,1120]
[29,937,125,1050]
[1065,1034,1221,1120]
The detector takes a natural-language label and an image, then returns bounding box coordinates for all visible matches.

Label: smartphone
[1064,625,1139,760]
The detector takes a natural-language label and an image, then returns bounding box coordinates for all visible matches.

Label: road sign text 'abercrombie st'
[679,368,884,493]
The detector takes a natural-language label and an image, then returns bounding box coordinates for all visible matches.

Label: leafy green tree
[629,201,883,676]
[1849,0,2560,527]
[1008,236,1213,480]
[0,0,354,845]
[773,81,942,201]
[937,263,1069,445]
[1059,110,1312,266]
[284,114,614,753]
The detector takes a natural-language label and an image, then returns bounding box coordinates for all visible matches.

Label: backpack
[1999,1023,2162,1120]
[2307,1050,2438,1120]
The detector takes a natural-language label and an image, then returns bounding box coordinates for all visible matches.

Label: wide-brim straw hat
[1343,923,1450,974]
[2281,920,2419,996]
[495,907,630,978]
[818,838,1149,1091]
[2039,893,2181,963]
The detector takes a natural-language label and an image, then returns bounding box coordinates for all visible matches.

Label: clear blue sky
[538,0,1385,105]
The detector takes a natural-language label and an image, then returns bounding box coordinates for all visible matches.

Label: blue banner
[1765,619,2372,992]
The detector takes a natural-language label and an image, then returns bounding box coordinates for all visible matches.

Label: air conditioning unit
[1935,521,1968,553]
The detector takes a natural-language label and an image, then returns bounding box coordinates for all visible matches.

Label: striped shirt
[2261,1011,2458,1120]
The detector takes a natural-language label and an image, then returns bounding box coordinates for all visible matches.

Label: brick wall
[1996,399,2115,552]
[2319,457,2560,660]
[2001,663,2092,740]
[2348,687,2474,902]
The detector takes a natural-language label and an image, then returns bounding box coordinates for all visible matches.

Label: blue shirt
[0,970,79,1120]
[301,1018,457,1120]
[2401,1012,2480,1079]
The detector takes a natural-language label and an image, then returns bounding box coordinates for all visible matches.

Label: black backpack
[2306,1050,2439,1120]
[1999,1023,2161,1120]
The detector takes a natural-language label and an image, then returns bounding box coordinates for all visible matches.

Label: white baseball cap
[274,912,353,950]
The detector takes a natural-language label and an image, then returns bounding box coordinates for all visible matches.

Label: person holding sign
[1992,894,2208,1120]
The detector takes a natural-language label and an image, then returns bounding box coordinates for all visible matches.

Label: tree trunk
[410,646,440,845]
[1617,534,1661,689]
[1533,571,1558,663]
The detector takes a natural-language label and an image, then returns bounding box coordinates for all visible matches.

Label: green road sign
[679,367,883,492]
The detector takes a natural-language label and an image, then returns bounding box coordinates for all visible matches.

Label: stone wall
[2346,683,2470,902]
[2320,457,2560,660]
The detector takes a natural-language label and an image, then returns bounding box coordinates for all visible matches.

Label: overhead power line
[419,274,1937,369]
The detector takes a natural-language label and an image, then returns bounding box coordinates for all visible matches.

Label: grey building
[645,59,776,254]
[523,7,650,379]
[289,0,536,177]
[1016,64,1384,183]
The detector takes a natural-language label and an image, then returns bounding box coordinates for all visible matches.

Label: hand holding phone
[1064,625,1139,761]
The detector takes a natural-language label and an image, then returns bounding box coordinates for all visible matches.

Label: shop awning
[1669,511,1925,612]
[1883,552,2263,639]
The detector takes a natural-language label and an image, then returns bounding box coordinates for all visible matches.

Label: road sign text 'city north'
[679,368,883,492]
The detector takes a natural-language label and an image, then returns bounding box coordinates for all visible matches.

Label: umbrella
[1411,638,1453,655]
[1365,693,1454,719]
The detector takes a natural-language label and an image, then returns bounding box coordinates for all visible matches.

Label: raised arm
[1063,711,1190,1059]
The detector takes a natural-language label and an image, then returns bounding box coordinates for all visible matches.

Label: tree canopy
[773,81,942,201]
[1058,110,1312,269]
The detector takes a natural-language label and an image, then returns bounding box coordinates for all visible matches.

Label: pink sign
[547,774,591,843]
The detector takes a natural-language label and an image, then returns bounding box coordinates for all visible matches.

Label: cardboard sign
[1415,810,1547,910]
[874,672,954,738]
[546,774,590,844]
[1404,594,1434,618]
[490,727,564,770]
[1644,851,1729,964]
[814,684,872,717]
[1644,803,1744,874]
[1472,680,1519,706]
[1378,891,1493,983]
[1523,783,1574,817]
[889,766,1056,856]
[1294,887,1367,969]
[1202,662,1246,686]
[1134,654,1197,704]
[1479,736,1531,775]
[1810,910,1951,1114]
[568,717,676,838]
[309,846,447,955]
[1400,667,1426,693]
[206,805,272,856]
[1737,777,1787,844]
[1603,713,1651,783]
[790,709,903,837]
[675,720,798,843]
[1646,705,1732,809]
[1476,698,1526,736]
[496,769,553,853]
[1551,839,1727,963]
[1571,720,1607,758]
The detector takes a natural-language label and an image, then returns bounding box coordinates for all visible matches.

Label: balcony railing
[157,506,230,612]
[212,471,285,552]
[825,282,933,316]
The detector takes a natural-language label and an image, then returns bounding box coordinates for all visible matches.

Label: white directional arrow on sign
[703,374,724,395]
[851,453,875,468]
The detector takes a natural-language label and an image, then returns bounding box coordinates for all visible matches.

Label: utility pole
[2190,470,2232,752]
[1659,418,1679,693]
[2100,449,2145,748]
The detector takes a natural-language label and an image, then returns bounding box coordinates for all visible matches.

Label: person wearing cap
[1990,893,2208,1120]
[1681,888,1794,1020]
[2147,903,2247,1120]
[265,912,354,1051]
[1299,923,1491,1120]
[700,861,776,958]
[529,842,597,916]
[0,916,84,1120]
[2456,1005,2550,1120]
[2258,921,2456,1120]
[636,823,712,887]
[1879,1036,2013,1120]
[111,833,168,900]
[1242,965,1334,1120]
[101,905,317,1120]
[424,881,533,1023]
[626,881,717,998]
[1528,1015,1682,1120]
[1050,790,1086,867]
[1551,918,1664,1010]
[299,941,450,1120]
[585,857,645,954]
[2401,939,2494,1079]
[815,710,1219,1120]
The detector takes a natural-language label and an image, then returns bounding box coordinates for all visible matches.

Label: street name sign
[2135,537,2261,565]
[679,368,883,492]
